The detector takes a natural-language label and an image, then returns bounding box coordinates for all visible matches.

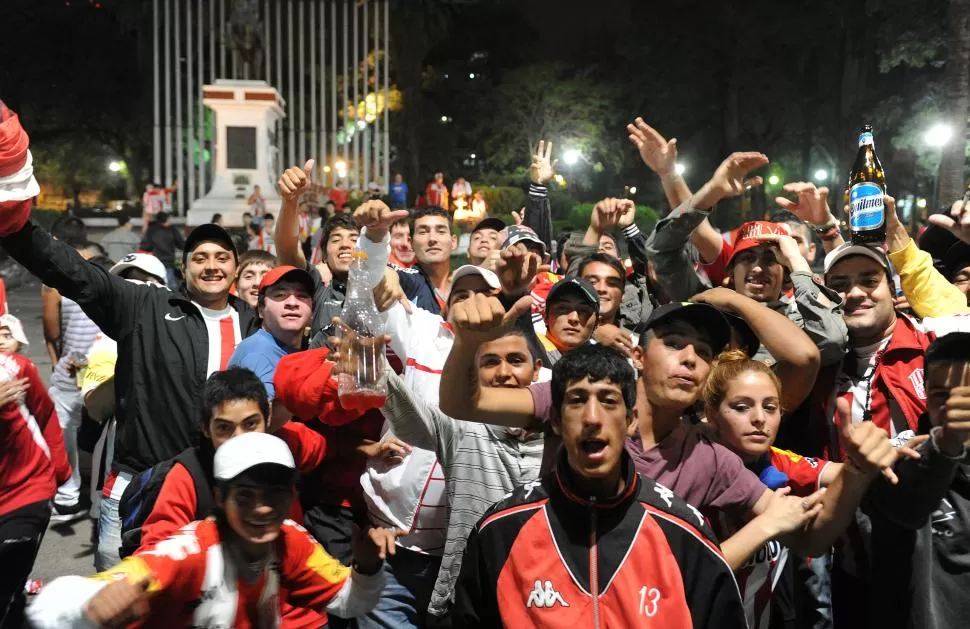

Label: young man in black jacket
[455,344,745,629]
[862,332,970,629]
[0,99,259,570]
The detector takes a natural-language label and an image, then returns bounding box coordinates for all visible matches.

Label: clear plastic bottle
[337,250,388,409]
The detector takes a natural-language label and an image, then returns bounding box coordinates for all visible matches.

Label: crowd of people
[2,93,970,629]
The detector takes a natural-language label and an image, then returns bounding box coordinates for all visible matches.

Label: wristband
[817,225,841,241]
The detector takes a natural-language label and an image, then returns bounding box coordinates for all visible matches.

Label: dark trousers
[0,501,51,629]
[304,504,357,629]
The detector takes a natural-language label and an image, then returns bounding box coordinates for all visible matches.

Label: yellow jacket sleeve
[888,239,970,318]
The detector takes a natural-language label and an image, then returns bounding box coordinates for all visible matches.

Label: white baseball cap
[451,264,501,290]
[823,242,891,275]
[0,314,28,346]
[110,253,168,286]
[213,432,296,482]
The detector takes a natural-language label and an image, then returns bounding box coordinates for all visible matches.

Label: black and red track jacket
[454,451,746,629]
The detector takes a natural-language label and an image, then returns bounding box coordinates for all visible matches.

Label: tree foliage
[477,63,621,177]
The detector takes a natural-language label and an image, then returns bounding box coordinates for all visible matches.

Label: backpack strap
[175,448,216,520]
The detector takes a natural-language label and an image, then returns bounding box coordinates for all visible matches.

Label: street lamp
[924,123,953,148]
[768,174,781,186]
[924,122,953,214]
[675,163,686,176]
[563,149,581,166]
[108,161,123,173]
[335,160,348,179]
[814,169,828,183]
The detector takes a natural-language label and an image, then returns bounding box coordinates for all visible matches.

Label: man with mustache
[633,121,848,367]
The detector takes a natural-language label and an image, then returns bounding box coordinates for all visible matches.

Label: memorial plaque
[226,126,257,169]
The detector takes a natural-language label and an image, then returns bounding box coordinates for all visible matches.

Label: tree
[478,63,621,184]
[938,0,970,204]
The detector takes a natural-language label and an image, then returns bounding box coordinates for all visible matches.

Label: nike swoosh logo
[165,313,186,322]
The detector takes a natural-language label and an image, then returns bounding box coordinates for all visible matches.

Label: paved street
[6,279,98,588]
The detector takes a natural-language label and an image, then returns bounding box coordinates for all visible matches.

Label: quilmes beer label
[858,131,874,147]
[849,182,884,231]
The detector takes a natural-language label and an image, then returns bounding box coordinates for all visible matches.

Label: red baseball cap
[729,221,791,263]
[258,265,314,294]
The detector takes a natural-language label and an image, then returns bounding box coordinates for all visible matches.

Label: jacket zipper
[589,496,600,629]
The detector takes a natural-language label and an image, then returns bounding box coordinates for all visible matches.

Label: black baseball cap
[471,217,506,234]
[640,302,732,355]
[943,241,970,281]
[723,312,761,358]
[545,276,599,314]
[183,223,238,263]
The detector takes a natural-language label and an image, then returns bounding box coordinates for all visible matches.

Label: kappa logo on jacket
[526,580,570,609]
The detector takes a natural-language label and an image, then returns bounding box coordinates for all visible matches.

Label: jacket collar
[883,313,925,354]
[552,448,639,510]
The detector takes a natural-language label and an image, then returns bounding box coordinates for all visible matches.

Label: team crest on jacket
[526,580,569,608]
[908,368,926,400]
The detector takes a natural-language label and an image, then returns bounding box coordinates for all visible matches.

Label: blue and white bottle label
[858,132,874,147]
[849,182,884,231]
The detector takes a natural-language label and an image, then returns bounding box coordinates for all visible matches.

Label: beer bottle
[847,124,887,244]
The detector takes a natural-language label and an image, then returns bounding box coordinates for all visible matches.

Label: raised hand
[591,198,635,234]
[928,197,970,244]
[694,152,769,210]
[935,362,970,456]
[626,117,677,177]
[83,574,152,628]
[496,243,540,296]
[530,140,558,185]
[511,207,525,226]
[450,292,533,346]
[838,398,920,485]
[617,199,636,228]
[279,160,315,202]
[353,200,410,242]
[750,232,811,274]
[775,182,833,226]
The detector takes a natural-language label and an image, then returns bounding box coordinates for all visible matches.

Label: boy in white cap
[28,432,392,629]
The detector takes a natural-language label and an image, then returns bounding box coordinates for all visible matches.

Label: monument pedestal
[187,80,286,227]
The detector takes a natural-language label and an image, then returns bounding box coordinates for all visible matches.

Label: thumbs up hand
[279,159,315,202]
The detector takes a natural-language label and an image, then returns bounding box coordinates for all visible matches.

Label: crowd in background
[2,96,970,629]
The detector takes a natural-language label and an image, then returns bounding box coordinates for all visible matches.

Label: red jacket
[0,352,71,517]
[275,349,385,511]
[803,313,970,459]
